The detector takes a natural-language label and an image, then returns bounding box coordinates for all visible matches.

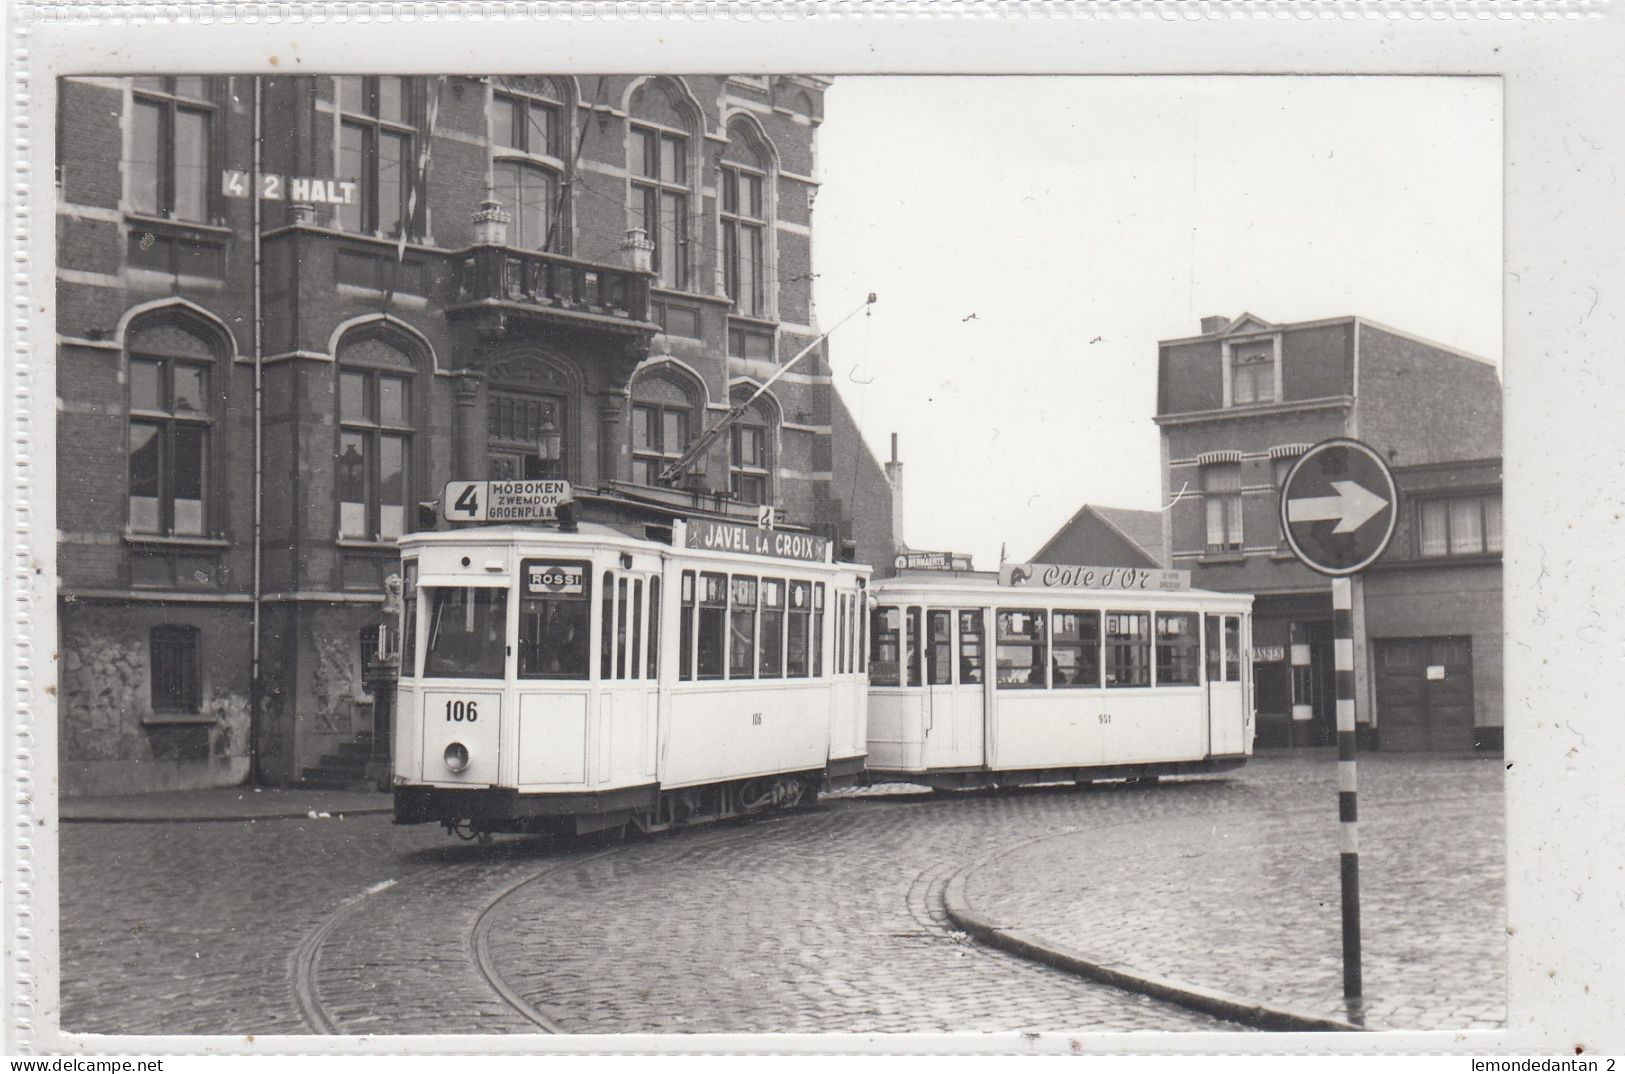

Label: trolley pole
[1332,575,1364,1020]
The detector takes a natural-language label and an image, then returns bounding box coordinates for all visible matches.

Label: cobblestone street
[58,752,1502,1037]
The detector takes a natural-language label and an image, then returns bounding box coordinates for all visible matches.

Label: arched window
[336,329,418,540]
[491,78,570,253]
[126,314,222,536]
[721,119,772,318]
[728,389,775,506]
[629,366,703,487]
[628,80,696,290]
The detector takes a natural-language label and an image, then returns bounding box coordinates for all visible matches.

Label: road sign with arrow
[1278,438,1398,576]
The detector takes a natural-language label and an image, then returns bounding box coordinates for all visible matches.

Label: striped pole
[1332,576,1363,1010]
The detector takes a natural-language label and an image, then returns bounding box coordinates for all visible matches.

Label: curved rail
[289,878,398,1034]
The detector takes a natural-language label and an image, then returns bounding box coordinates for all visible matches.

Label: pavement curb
[942,857,1365,1033]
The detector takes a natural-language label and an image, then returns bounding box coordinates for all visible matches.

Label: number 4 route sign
[1278,438,1399,577]
[442,479,573,523]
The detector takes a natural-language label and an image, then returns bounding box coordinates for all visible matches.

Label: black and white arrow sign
[1278,438,1399,577]
[1286,480,1389,534]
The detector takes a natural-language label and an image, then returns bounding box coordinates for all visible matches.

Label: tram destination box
[442,479,574,523]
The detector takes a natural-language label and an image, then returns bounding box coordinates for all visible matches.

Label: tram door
[598,568,659,784]
[923,608,985,768]
[1205,613,1247,756]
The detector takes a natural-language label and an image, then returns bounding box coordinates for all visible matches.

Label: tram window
[679,571,696,681]
[958,609,985,684]
[1224,616,1242,682]
[926,610,953,685]
[648,577,660,679]
[787,581,811,678]
[422,586,508,679]
[518,595,591,680]
[996,609,1047,689]
[1105,611,1151,688]
[1052,610,1101,688]
[616,577,631,679]
[631,578,644,680]
[870,605,901,686]
[835,590,848,674]
[1156,612,1200,686]
[1205,614,1222,683]
[697,572,726,680]
[811,583,825,677]
[905,607,924,687]
[729,576,758,680]
[760,579,786,678]
[400,560,417,677]
[600,571,614,680]
[858,580,868,673]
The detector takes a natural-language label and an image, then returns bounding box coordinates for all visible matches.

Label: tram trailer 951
[863,576,1255,790]
[391,521,871,840]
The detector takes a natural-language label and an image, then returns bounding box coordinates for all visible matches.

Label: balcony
[447,245,658,345]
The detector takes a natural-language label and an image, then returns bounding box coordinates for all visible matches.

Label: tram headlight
[443,741,471,774]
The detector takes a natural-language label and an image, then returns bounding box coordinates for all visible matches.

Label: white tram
[864,572,1255,788]
[392,520,871,837]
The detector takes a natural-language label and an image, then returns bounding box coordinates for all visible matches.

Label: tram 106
[391,521,871,840]
[864,574,1255,790]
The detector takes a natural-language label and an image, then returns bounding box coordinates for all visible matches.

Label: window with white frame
[1202,461,1243,552]
[1417,494,1502,557]
[1230,339,1276,405]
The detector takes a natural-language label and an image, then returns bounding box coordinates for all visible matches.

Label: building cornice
[1154,396,1354,427]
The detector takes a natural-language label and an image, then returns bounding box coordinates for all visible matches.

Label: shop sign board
[895,550,974,572]
[1279,438,1398,576]
[685,519,829,563]
[442,479,573,523]
[999,562,1191,591]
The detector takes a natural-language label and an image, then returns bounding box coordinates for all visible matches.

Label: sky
[812,76,1502,570]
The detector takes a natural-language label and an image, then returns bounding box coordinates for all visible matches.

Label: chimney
[883,433,906,550]
[1200,315,1229,335]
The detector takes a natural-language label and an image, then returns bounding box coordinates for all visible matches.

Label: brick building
[55,73,897,795]
[1154,313,1502,751]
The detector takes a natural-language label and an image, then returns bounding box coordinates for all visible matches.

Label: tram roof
[397,523,872,575]
[399,522,649,547]
[872,574,1253,607]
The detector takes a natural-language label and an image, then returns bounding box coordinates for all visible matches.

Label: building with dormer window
[1154,313,1502,751]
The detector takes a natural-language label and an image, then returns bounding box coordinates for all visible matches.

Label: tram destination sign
[999,563,1191,591]
[441,479,573,523]
[895,550,974,572]
[1279,437,1398,576]
[685,519,830,563]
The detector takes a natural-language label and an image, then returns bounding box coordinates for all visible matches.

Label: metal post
[1332,575,1364,1020]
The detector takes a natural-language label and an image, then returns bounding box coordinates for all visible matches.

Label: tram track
[289,804,840,1034]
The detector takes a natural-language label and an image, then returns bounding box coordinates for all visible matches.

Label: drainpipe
[249,75,265,785]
